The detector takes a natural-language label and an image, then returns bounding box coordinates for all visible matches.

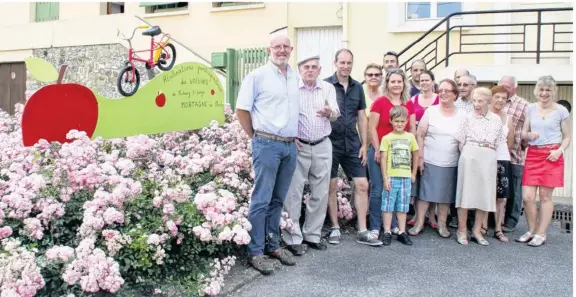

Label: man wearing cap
[236,34,300,275]
[282,55,340,255]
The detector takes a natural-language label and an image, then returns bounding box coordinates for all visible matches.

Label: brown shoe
[267,248,296,266]
[248,256,275,275]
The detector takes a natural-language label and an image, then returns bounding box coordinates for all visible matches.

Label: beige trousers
[282,138,332,245]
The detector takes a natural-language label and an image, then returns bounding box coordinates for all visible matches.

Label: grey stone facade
[27,44,160,99]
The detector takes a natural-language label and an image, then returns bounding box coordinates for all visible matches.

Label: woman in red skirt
[517,75,571,247]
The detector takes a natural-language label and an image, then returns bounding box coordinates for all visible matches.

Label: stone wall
[27,44,160,99]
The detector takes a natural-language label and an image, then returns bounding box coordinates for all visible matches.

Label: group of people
[235,34,571,275]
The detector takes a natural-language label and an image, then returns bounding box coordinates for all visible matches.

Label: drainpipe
[342,2,349,48]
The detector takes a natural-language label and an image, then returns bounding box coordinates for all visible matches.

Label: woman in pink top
[407,70,439,229]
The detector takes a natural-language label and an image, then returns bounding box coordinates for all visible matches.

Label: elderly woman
[480,86,515,242]
[517,75,571,247]
[454,87,506,246]
[408,70,439,229]
[408,79,463,238]
[368,69,415,241]
[363,63,385,175]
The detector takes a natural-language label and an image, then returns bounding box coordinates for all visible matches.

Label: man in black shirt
[324,49,382,246]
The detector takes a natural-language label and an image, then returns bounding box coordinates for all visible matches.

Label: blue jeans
[368,146,398,232]
[247,136,297,257]
[504,165,524,228]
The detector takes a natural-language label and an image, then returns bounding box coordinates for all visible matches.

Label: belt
[531,144,560,149]
[298,137,326,146]
[468,141,496,150]
[254,131,295,143]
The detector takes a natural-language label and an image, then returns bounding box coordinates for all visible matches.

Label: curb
[218,260,262,296]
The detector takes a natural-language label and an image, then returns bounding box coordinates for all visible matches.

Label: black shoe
[286,244,306,256]
[303,240,327,251]
[381,232,392,246]
[397,232,413,245]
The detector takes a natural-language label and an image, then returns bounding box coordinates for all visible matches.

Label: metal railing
[396,7,573,73]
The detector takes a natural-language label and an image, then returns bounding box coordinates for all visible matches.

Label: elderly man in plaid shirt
[499,75,530,233]
[282,55,340,255]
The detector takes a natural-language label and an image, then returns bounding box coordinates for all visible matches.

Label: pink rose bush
[0,103,353,296]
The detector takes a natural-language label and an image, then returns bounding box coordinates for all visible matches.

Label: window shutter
[35,2,51,22]
[35,2,59,22]
[49,2,59,21]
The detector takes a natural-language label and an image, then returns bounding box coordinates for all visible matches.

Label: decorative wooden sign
[21,58,225,146]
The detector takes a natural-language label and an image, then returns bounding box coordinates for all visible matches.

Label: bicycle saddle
[142,26,162,37]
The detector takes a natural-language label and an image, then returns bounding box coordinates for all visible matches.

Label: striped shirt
[298,79,340,142]
[503,94,529,165]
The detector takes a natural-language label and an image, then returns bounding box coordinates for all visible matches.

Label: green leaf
[24,57,58,83]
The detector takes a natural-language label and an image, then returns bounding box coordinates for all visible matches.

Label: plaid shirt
[297,79,340,142]
[503,94,529,165]
[454,96,473,113]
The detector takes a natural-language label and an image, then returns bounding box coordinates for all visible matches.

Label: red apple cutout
[155,91,166,107]
[21,61,99,147]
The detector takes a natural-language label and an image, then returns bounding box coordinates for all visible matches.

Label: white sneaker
[328,228,341,244]
[370,230,379,238]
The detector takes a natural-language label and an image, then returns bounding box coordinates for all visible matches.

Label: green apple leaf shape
[24,57,59,83]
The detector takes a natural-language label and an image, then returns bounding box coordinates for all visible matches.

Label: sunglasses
[366,73,382,78]
[387,68,404,74]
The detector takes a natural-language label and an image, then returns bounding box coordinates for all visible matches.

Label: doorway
[0,62,26,115]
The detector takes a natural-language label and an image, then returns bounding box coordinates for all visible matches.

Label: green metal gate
[212,48,269,110]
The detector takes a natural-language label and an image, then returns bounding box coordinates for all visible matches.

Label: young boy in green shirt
[380,105,419,246]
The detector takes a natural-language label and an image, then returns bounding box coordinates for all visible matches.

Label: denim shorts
[381,177,412,213]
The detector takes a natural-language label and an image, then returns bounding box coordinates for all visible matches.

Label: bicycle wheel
[157,43,177,71]
[117,65,140,97]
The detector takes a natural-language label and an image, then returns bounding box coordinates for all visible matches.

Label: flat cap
[297,55,320,66]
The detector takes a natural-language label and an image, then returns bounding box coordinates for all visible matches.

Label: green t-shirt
[380,132,419,178]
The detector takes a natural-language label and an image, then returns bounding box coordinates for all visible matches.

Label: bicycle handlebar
[117,25,150,41]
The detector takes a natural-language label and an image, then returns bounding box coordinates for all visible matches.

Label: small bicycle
[116,25,177,97]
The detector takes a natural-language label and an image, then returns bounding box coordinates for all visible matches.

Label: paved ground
[223,220,573,297]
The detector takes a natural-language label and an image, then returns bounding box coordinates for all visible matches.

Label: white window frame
[143,2,190,18]
[405,1,463,21]
[387,1,477,33]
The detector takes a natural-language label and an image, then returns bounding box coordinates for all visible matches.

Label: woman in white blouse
[409,79,463,238]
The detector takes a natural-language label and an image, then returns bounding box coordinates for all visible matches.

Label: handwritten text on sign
[88,62,225,140]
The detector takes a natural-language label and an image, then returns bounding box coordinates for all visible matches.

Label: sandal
[456,231,468,245]
[428,221,438,229]
[408,225,424,236]
[527,234,546,247]
[515,231,534,243]
[493,230,509,243]
[437,226,451,238]
[471,235,489,246]
[407,219,416,226]
[480,227,488,236]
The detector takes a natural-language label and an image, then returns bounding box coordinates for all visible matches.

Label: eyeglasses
[301,65,319,70]
[271,45,291,51]
[365,73,382,78]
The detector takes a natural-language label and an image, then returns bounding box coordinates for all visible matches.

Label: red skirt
[522,144,564,188]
